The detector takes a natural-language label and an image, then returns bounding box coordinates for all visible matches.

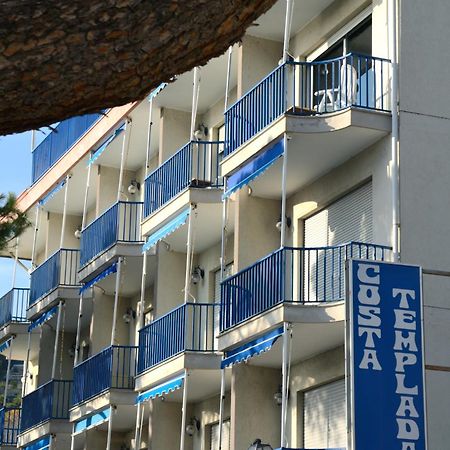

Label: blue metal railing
[20,380,72,432]
[80,201,143,267]
[144,140,224,217]
[72,345,137,406]
[220,242,391,331]
[30,249,80,306]
[0,288,29,328]
[0,407,21,446]
[32,113,104,183]
[138,302,218,374]
[225,53,391,155]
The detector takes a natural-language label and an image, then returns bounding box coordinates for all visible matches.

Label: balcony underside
[78,242,144,283]
[17,420,72,448]
[142,188,234,253]
[218,301,345,366]
[71,403,144,450]
[27,286,82,322]
[70,389,136,423]
[0,324,40,361]
[135,352,223,401]
[221,108,391,199]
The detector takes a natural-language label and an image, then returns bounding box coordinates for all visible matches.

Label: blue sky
[0,132,35,295]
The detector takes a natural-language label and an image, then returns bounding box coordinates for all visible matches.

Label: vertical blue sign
[347,260,427,450]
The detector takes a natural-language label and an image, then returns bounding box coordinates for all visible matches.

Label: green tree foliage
[0,193,29,251]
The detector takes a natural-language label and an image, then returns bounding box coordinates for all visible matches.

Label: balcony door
[303,182,373,301]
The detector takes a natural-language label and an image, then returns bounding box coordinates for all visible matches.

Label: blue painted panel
[136,374,184,404]
[74,408,110,434]
[349,260,426,450]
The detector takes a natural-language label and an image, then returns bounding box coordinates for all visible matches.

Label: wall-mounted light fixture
[275,216,292,232]
[122,307,136,324]
[194,124,208,140]
[127,179,141,195]
[248,439,273,450]
[191,266,205,284]
[185,417,200,436]
[273,385,282,406]
[74,228,82,239]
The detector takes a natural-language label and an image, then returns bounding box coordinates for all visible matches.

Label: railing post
[111,257,123,346]
[179,370,189,450]
[3,336,13,407]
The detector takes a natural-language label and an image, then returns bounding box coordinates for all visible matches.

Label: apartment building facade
[0,0,448,449]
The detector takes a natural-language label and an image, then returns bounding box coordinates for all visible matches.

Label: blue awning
[142,208,190,253]
[148,83,167,101]
[136,374,185,404]
[24,436,50,450]
[39,178,66,206]
[28,305,59,332]
[0,338,12,353]
[88,123,126,165]
[224,139,284,199]
[221,326,284,368]
[80,262,117,294]
[74,407,110,434]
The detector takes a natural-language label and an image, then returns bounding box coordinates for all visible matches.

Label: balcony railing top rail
[0,407,21,446]
[138,302,219,374]
[80,201,143,267]
[31,112,104,184]
[144,140,224,218]
[20,379,72,432]
[0,288,29,328]
[30,249,80,306]
[220,242,391,332]
[72,345,137,406]
[224,53,392,156]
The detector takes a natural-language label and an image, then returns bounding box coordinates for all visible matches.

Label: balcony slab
[221,108,391,199]
[135,352,222,397]
[0,324,40,360]
[78,242,144,283]
[27,286,81,322]
[17,420,72,448]
[69,389,136,423]
[217,301,345,366]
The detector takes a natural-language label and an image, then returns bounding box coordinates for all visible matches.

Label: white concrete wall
[159,108,191,163]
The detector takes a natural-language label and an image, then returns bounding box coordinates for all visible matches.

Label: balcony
[221,54,392,191]
[20,380,72,433]
[0,288,29,329]
[141,141,227,253]
[136,302,222,392]
[72,345,137,407]
[0,407,20,447]
[31,113,104,184]
[79,201,143,279]
[218,242,390,359]
[28,249,80,318]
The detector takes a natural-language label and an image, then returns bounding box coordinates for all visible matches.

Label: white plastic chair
[314,62,358,113]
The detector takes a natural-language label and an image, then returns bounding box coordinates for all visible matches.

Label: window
[214,264,234,302]
[210,419,231,450]
[303,379,346,448]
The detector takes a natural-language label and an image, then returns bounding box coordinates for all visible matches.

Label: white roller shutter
[303,183,372,301]
[304,182,373,247]
[303,379,346,448]
[210,419,231,450]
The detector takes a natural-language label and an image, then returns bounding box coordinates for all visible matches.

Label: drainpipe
[218,368,226,450]
[59,174,71,250]
[145,98,154,177]
[117,120,130,203]
[30,130,36,151]
[106,405,115,450]
[282,0,294,63]
[110,257,123,346]
[82,159,92,230]
[190,67,201,140]
[183,205,195,303]
[280,322,290,447]
[30,204,41,270]
[224,46,233,112]
[22,331,31,397]
[389,0,400,261]
[280,134,289,248]
[73,292,84,367]
[138,250,148,332]
[3,336,14,407]
[180,370,189,450]
[134,401,142,450]
[11,238,19,289]
[51,301,63,379]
